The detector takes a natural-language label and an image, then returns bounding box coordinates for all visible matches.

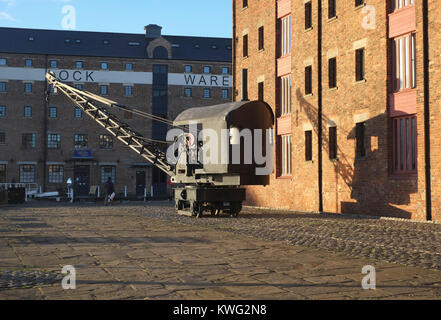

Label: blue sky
[0,0,232,38]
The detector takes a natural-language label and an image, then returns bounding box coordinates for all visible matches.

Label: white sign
[0,67,232,88]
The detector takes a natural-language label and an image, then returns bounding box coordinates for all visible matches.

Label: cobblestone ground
[141,204,441,271]
[0,202,440,300]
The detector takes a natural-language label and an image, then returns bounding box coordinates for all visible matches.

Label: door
[136,171,146,197]
[152,167,167,197]
[74,165,90,197]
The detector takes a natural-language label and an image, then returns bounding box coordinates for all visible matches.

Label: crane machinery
[45,72,274,218]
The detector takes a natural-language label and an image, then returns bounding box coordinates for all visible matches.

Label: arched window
[153,46,168,59]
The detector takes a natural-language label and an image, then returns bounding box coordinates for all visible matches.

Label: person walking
[104,177,115,206]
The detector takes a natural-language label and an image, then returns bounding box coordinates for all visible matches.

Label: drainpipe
[43,55,49,192]
[317,0,324,213]
[422,0,432,221]
[232,0,237,102]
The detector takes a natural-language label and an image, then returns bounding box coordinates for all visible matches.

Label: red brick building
[233,0,440,221]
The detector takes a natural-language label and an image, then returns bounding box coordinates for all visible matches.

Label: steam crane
[46,72,274,218]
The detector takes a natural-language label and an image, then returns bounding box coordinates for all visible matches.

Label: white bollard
[97,186,100,198]
[144,187,147,202]
[124,186,127,199]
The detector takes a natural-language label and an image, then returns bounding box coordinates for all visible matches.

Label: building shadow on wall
[294,88,414,219]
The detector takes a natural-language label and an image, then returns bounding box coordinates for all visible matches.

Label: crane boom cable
[45,72,174,176]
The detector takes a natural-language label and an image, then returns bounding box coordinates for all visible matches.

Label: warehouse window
[101,62,108,70]
[0,133,5,145]
[355,0,364,7]
[185,65,192,73]
[20,165,35,183]
[355,48,365,81]
[305,2,312,29]
[329,57,337,88]
[243,34,248,58]
[101,166,116,184]
[242,68,248,101]
[393,115,417,174]
[100,85,108,95]
[222,67,229,74]
[22,133,36,149]
[305,131,313,161]
[124,86,133,96]
[50,60,58,68]
[48,134,61,149]
[75,84,83,90]
[25,59,33,67]
[280,75,292,114]
[99,135,113,150]
[184,88,192,97]
[281,135,293,176]
[0,58,6,66]
[280,15,291,56]
[222,89,230,100]
[0,105,5,117]
[355,122,366,159]
[393,33,416,91]
[24,83,32,93]
[125,63,133,71]
[0,82,6,92]
[305,65,312,95]
[392,0,414,11]
[74,134,88,149]
[329,126,337,160]
[49,107,57,118]
[48,165,64,184]
[75,107,82,118]
[258,82,264,101]
[0,164,5,183]
[328,0,336,19]
[203,66,211,74]
[258,26,264,51]
[203,88,211,98]
[75,61,83,69]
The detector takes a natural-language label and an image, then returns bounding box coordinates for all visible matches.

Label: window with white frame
[0,82,6,92]
[0,58,6,66]
[22,133,36,148]
[101,166,116,184]
[75,107,82,118]
[48,134,61,149]
[24,106,32,118]
[280,15,292,57]
[280,75,292,115]
[20,165,35,183]
[74,134,88,149]
[48,165,64,183]
[281,135,292,176]
[203,88,211,98]
[124,86,133,96]
[393,33,416,91]
[393,0,414,11]
[184,88,192,97]
[222,89,229,100]
[0,105,5,117]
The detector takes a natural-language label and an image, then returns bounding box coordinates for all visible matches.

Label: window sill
[327,16,338,22]
[305,160,314,164]
[355,3,366,11]
[242,56,249,60]
[329,158,338,162]
[304,93,313,98]
[258,48,265,53]
[354,79,367,84]
[277,176,293,180]
[328,86,338,92]
[304,27,313,33]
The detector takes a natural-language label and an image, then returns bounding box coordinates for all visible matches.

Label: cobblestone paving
[0,202,440,300]
[138,203,441,271]
[0,270,62,290]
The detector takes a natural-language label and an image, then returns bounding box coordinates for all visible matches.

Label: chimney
[144,24,162,38]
